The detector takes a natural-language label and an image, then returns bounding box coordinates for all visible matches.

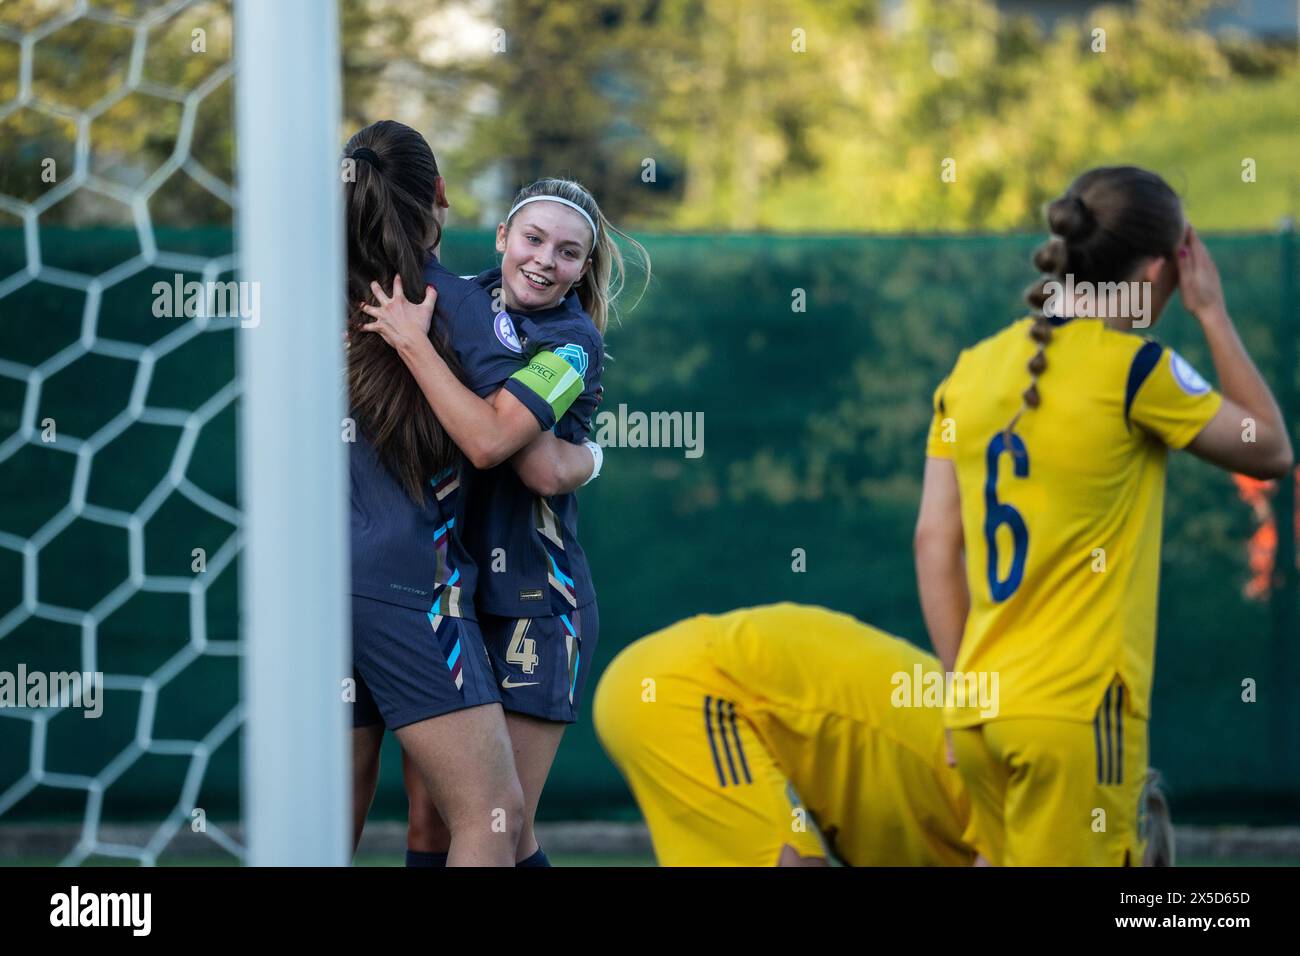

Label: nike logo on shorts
[501,676,540,689]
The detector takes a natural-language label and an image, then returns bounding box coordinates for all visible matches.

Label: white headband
[506,195,598,250]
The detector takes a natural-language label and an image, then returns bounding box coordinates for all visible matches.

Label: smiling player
[401,179,650,867]
[343,122,602,866]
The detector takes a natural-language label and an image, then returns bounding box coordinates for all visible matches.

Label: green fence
[0,229,1296,830]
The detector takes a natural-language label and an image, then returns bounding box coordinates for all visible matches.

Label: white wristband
[582,439,603,485]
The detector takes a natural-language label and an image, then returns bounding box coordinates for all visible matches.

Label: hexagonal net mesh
[0,0,243,864]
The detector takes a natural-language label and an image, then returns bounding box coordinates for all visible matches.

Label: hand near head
[359,274,436,353]
[1177,224,1227,323]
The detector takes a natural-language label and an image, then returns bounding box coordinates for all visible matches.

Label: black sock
[406,849,448,868]
[516,847,551,868]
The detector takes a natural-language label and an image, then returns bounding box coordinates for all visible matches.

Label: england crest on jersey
[494,311,523,353]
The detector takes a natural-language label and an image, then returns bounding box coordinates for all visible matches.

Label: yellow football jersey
[703,603,976,865]
[926,317,1222,727]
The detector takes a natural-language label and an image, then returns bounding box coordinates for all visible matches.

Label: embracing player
[346,122,598,866]
[399,179,650,866]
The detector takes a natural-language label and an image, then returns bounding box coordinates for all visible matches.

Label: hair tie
[506,195,598,248]
[352,147,383,170]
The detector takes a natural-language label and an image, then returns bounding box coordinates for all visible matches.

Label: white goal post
[235,0,349,866]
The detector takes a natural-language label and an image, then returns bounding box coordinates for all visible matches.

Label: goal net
[0,0,348,866]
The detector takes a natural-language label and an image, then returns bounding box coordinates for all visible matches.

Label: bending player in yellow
[595,603,981,866]
[915,167,1293,866]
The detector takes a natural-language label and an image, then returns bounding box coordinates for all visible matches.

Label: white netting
[0,0,243,865]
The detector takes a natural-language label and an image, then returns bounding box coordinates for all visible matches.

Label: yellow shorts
[593,628,827,866]
[950,685,1149,866]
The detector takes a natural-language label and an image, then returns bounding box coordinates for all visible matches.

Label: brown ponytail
[343,120,463,504]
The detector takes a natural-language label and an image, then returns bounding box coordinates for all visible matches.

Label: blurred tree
[0,0,1294,231]
[620,0,873,229]
[432,0,664,222]
[618,0,1293,230]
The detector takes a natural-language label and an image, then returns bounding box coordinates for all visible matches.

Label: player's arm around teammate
[401,180,647,867]
[346,125,607,865]
[358,273,597,487]
[345,121,566,866]
[509,424,603,497]
[354,149,598,494]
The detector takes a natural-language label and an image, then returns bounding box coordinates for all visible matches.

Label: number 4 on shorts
[507,619,540,674]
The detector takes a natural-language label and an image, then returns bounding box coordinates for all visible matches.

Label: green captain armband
[510,349,585,420]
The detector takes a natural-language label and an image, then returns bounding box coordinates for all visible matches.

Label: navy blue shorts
[351,594,500,730]
[480,601,599,724]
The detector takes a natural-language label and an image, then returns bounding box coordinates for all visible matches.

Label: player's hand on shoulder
[359,274,436,354]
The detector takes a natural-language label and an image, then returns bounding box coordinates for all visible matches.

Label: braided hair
[1007,167,1184,441]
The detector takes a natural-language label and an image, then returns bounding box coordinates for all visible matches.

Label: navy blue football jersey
[348,255,568,616]
[462,266,604,618]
